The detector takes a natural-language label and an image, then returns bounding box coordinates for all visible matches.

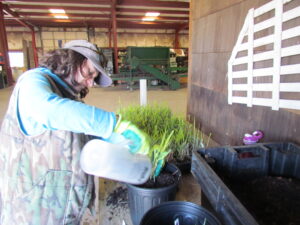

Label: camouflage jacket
[0,73,94,225]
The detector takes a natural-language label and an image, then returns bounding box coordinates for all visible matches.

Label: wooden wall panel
[188,0,300,146]
[190,52,230,93]
[191,0,271,54]
[188,84,300,145]
[191,18,206,53]
[194,0,244,19]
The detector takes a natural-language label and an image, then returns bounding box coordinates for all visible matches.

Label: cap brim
[91,60,113,87]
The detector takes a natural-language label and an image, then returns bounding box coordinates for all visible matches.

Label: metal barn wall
[6,28,189,51]
[187,0,300,146]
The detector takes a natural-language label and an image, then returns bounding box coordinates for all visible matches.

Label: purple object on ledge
[243,130,264,145]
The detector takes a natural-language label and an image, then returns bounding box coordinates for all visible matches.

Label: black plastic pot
[175,160,191,174]
[140,201,222,225]
[127,163,181,225]
[169,157,192,174]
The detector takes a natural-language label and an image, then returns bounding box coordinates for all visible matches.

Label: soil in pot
[216,170,300,225]
[137,169,180,188]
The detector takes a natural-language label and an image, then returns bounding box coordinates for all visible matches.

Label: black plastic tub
[140,201,221,225]
[127,163,181,225]
[191,142,300,225]
[174,160,191,174]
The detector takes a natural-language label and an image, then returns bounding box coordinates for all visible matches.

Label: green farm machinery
[111,47,187,90]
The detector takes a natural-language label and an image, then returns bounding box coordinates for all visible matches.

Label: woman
[0,40,121,224]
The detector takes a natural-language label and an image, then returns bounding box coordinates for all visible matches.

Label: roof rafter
[2,0,190,30]
[4,0,189,9]
[2,4,34,29]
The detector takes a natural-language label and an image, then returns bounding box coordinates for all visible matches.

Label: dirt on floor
[98,181,133,225]
[106,186,129,221]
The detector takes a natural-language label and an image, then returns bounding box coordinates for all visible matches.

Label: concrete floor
[0,84,203,225]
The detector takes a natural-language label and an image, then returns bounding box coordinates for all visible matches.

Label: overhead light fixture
[55,19,71,23]
[54,15,69,19]
[49,9,69,19]
[145,12,160,17]
[49,9,65,14]
[142,12,160,21]
[142,17,156,21]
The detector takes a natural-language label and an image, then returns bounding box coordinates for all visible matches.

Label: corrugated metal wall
[6,27,189,51]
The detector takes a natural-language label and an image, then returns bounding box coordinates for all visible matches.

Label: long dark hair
[39,49,89,98]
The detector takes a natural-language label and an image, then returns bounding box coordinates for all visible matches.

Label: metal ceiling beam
[4,18,109,22]
[118,0,189,8]
[3,0,189,31]
[117,21,188,29]
[174,20,189,48]
[4,19,188,30]
[4,20,111,27]
[116,8,188,15]
[111,0,118,74]
[17,12,110,18]
[17,12,187,21]
[3,4,33,29]
[177,22,189,30]
[3,4,39,67]
[174,29,179,49]
[118,15,188,21]
[6,4,188,15]
[5,5,112,12]
[3,0,189,9]
[0,2,14,86]
[3,0,111,5]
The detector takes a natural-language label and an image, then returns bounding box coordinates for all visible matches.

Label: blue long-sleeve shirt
[16,67,116,138]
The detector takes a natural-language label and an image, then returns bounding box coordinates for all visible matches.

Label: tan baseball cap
[63,40,112,87]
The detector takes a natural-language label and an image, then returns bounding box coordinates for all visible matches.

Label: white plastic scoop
[80,139,152,184]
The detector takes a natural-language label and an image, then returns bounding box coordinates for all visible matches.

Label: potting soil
[223,175,300,225]
[137,170,179,188]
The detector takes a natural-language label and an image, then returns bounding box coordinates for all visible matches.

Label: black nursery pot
[175,160,191,174]
[127,163,181,225]
[140,201,222,225]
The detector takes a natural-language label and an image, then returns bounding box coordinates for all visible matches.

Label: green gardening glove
[115,115,150,155]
